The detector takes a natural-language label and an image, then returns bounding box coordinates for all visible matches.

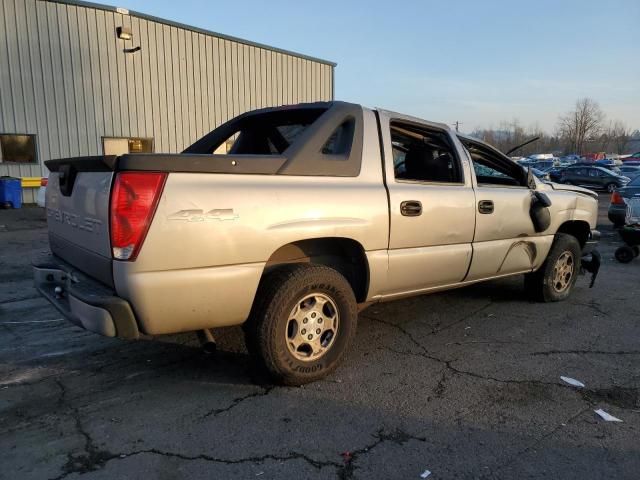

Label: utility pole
[452,121,462,132]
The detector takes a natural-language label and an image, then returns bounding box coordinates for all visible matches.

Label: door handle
[400,200,422,216]
[478,200,494,214]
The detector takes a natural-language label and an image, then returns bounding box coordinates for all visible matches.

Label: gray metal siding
[0,0,334,203]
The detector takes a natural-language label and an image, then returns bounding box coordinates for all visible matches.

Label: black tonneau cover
[45,153,287,175]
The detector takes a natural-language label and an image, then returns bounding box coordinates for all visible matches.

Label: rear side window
[188,108,327,156]
[322,119,355,155]
[275,125,309,146]
[391,122,462,183]
[227,121,313,155]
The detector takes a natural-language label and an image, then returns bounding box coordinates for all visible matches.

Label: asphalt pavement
[1,196,638,479]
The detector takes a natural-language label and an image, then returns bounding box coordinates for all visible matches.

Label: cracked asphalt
[1,195,639,480]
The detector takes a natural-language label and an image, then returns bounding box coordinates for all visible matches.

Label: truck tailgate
[45,159,114,286]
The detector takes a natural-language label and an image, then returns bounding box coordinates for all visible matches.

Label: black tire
[524,233,581,302]
[606,183,617,193]
[615,246,634,263]
[633,246,640,258]
[244,264,357,385]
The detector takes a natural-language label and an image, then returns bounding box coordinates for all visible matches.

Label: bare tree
[557,98,605,154]
[470,120,563,157]
[591,122,611,152]
[469,101,637,156]
[608,120,630,154]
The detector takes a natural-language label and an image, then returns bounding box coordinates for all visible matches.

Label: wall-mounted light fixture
[116,24,141,54]
[116,26,132,41]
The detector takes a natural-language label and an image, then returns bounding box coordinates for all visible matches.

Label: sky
[119,0,639,133]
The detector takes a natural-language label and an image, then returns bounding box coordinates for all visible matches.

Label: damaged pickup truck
[34,101,600,385]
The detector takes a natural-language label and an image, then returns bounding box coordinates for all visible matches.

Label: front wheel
[525,233,581,302]
[245,264,357,385]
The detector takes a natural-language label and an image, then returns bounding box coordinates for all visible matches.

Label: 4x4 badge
[167,209,238,222]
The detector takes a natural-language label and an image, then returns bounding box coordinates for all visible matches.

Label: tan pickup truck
[34,101,600,384]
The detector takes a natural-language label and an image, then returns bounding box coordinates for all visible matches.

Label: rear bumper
[33,253,139,339]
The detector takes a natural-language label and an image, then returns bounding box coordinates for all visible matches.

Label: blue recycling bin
[0,176,22,209]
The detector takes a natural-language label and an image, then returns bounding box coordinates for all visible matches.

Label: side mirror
[532,190,552,207]
[527,167,537,190]
[529,191,552,232]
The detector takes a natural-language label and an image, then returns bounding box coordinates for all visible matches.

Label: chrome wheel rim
[552,251,574,293]
[285,293,339,362]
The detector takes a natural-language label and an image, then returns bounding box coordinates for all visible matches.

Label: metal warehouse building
[0,0,335,203]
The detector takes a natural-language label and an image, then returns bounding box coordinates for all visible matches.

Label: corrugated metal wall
[0,0,335,203]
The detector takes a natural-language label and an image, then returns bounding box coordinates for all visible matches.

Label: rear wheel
[525,233,581,302]
[606,183,617,193]
[245,264,357,385]
[615,246,634,263]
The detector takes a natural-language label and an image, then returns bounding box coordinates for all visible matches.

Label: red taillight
[110,172,166,261]
[40,177,48,187]
[611,191,625,205]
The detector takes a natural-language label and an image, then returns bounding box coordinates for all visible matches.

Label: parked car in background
[618,165,640,179]
[532,160,555,170]
[571,162,621,175]
[517,159,535,168]
[608,175,640,227]
[559,155,582,164]
[596,159,621,169]
[558,159,577,167]
[527,153,555,161]
[531,167,550,182]
[545,166,566,183]
[622,152,640,162]
[560,166,630,192]
[584,152,607,161]
[571,161,595,167]
[518,158,557,170]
